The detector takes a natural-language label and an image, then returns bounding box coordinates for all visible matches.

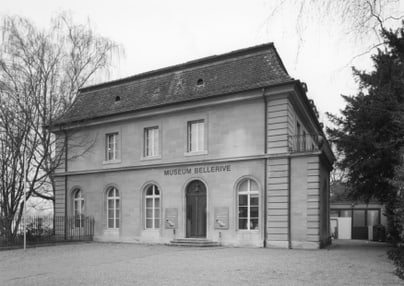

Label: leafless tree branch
[0,12,122,239]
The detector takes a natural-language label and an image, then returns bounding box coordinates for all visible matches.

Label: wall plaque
[165,208,178,229]
[214,207,229,230]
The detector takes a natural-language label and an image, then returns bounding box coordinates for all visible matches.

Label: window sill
[184,150,208,157]
[103,159,121,165]
[141,155,162,161]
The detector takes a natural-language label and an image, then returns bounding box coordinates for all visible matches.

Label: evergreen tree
[327,22,404,238]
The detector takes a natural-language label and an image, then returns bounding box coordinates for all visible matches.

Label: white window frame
[105,132,119,161]
[144,126,160,158]
[73,189,84,228]
[144,185,161,229]
[238,179,259,231]
[107,187,120,229]
[187,119,205,153]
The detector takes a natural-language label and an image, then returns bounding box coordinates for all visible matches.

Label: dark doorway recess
[186,180,207,238]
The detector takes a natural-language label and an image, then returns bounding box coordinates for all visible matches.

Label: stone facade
[51,43,334,248]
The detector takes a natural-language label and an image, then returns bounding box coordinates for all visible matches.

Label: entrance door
[186,180,206,238]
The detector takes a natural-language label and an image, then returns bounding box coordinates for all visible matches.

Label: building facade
[330,202,387,240]
[330,183,387,240]
[51,43,334,248]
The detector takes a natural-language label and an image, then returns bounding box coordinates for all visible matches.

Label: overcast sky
[2,0,404,125]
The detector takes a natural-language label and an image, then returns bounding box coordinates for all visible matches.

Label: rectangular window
[107,199,115,228]
[238,179,259,230]
[238,194,248,229]
[105,133,119,161]
[144,127,159,157]
[249,194,259,229]
[367,210,380,226]
[187,120,205,152]
[296,122,301,151]
[115,199,120,228]
[74,201,83,228]
[145,185,161,229]
[330,210,339,217]
[353,210,366,227]
[340,210,352,217]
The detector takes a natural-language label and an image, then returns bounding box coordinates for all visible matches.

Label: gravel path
[0,240,401,286]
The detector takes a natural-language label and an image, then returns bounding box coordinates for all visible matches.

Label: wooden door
[186,180,206,238]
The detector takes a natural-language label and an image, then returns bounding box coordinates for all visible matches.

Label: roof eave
[50,79,295,130]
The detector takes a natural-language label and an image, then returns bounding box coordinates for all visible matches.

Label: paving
[0,240,402,286]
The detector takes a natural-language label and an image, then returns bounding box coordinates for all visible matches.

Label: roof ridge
[80,42,276,93]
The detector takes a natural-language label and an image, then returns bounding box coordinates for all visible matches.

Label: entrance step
[168,238,221,247]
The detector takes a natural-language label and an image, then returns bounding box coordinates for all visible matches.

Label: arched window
[145,185,160,229]
[238,179,259,230]
[73,189,84,228]
[107,187,120,229]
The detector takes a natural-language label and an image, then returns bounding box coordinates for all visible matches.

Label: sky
[2,0,404,125]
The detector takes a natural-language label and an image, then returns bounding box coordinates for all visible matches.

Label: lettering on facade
[163,164,231,176]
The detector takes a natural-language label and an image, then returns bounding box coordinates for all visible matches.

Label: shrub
[387,247,404,279]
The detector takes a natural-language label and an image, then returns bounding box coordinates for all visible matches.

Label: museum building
[51,43,334,248]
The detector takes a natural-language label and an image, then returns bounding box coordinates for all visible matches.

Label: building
[330,182,387,240]
[51,43,334,248]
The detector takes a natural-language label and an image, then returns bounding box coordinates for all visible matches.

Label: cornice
[54,151,326,177]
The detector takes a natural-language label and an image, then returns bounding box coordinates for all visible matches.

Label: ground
[0,240,401,286]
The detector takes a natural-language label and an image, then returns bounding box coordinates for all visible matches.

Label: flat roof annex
[54,43,293,126]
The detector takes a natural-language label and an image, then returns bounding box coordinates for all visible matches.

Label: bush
[387,247,404,280]
[26,221,53,242]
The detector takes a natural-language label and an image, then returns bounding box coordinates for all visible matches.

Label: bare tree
[266,0,403,61]
[0,98,31,241]
[0,13,121,240]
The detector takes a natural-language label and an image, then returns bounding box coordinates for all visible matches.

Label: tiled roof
[55,43,292,125]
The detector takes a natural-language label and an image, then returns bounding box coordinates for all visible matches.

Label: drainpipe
[64,129,68,240]
[288,156,292,249]
[263,88,268,248]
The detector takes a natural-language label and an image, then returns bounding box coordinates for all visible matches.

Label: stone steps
[168,238,221,247]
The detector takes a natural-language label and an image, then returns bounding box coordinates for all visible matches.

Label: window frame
[186,119,206,154]
[237,178,260,231]
[144,184,161,230]
[144,126,160,158]
[302,130,307,150]
[73,189,84,228]
[107,187,120,229]
[105,132,120,162]
[296,121,301,151]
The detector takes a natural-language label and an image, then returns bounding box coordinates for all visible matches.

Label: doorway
[186,180,207,238]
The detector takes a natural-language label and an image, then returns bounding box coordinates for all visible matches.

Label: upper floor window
[107,187,120,229]
[296,122,301,151]
[145,185,160,229]
[187,119,205,152]
[296,122,301,136]
[238,178,259,230]
[73,189,84,228]
[144,127,159,157]
[105,133,119,161]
